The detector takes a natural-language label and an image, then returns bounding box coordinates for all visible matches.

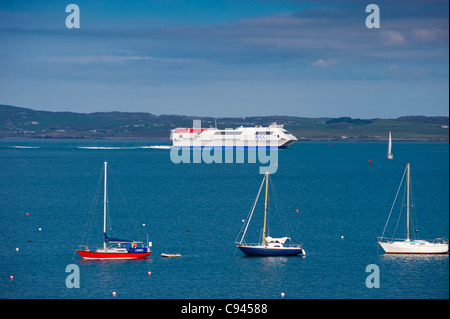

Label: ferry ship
[170,123,298,149]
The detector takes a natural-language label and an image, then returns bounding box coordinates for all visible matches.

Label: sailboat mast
[262,171,269,246]
[103,161,107,249]
[406,162,410,241]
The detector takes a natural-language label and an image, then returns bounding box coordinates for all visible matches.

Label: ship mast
[262,171,269,246]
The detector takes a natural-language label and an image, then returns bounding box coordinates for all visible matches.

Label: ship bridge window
[282,130,291,134]
[214,131,242,135]
[255,131,272,135]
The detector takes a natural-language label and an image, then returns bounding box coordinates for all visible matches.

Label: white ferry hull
[172,139,294,149]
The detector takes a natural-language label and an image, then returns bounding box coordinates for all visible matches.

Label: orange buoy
[112,291,116,296]
[369,160,372,164]
[148,271,152,276]
[296,209,299,213]
[281,292,285,298]
[10,275,13,280]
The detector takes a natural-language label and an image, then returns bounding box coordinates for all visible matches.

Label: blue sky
[0,0,448,118]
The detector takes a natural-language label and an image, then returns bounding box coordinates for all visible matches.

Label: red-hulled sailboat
[76,162,152,260]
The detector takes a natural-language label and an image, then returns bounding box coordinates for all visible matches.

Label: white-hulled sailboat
[236,172,304,256]
[377,163,448,254]
[387,131,393,159]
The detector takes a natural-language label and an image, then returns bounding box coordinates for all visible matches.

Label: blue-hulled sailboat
[236,172,305,257]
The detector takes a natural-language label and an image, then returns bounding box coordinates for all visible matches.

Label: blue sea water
[0,139,448,299]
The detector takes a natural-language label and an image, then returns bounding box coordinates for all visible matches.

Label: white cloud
[28,55,204,64]
[381,31,407,46]
[412,28,448,44]
[313,58,338,68]
[28,55,156,64]
[387,64,433,80]
[61,56,155,63]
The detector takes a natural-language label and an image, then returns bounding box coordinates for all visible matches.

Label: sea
[0,139,448,302]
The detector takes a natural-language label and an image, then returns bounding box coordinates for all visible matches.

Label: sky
[0,0,448,118]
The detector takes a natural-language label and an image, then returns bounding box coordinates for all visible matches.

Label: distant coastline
[1,104,448,141]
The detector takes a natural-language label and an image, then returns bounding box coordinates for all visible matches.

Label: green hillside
[0,104,448,140]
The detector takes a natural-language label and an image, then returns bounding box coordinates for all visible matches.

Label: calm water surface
[0,139,448,299]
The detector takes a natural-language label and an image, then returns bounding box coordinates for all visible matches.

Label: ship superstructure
[170,123,297,149]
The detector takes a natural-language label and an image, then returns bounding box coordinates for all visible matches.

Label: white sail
[387,131,393,159]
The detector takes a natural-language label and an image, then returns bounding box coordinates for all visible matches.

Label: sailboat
[387,131,394,159]
[236,172,305,256]
[377,163,448,254]
[76,162,152,260]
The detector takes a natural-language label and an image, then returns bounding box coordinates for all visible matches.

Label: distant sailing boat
[387,131,394,159]
[236,172,305,256]
[76,162,152,260]
[377,163,448,254]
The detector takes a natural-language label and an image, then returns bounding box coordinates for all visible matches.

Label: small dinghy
[161,253,181,258]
